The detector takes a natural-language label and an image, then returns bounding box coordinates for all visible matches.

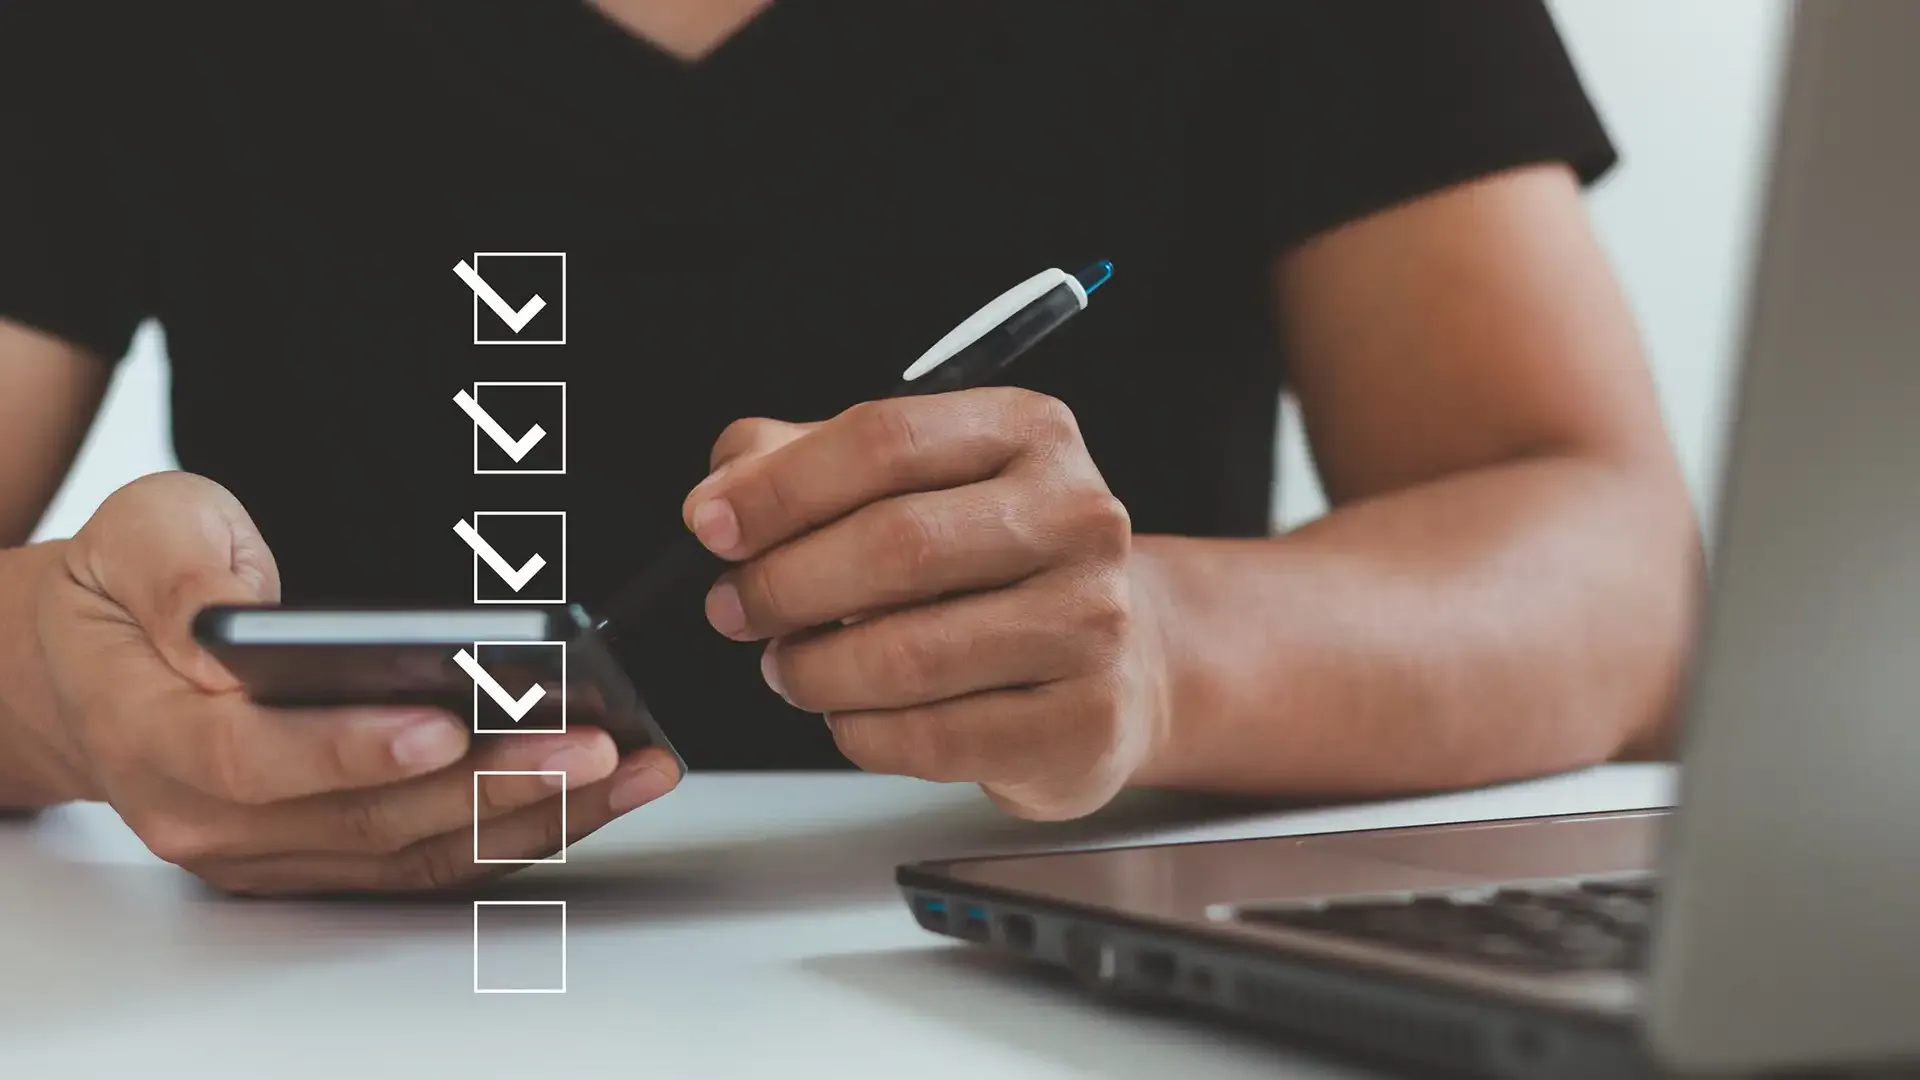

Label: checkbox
[460,382,566,475]
[461,641,567,735]
[457,511,565,604]
[473,901,566,994]
[473,771,567,864]
[459,252,566,345]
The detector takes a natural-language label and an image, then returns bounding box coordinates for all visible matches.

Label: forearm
[1128,454,1699,797]
[0,540,86,808]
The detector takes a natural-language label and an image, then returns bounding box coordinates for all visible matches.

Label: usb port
[957,904,991,942]
[912,895,949,932]
[998,912,1037,952]
[1135,948,1178,989]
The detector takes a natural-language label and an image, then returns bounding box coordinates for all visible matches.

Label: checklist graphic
[453,252,569,994]
[455,252,566,345]
[457,641,567,735]
[457,382,567,474]
[455,511,566,603]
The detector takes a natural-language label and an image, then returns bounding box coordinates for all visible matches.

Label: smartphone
[192,603,681,767]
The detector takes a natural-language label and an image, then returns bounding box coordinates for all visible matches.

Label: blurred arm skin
[0,317,110,807]
[1129,164,1700,797]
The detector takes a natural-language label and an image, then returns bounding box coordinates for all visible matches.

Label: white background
[29,0,1793,542]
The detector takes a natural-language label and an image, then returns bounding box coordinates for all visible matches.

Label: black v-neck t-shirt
[1,1,1615,769]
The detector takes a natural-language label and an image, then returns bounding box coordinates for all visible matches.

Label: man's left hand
[683,388,1169,820]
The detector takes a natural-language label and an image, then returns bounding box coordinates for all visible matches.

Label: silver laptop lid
[1646,0,1920,1072]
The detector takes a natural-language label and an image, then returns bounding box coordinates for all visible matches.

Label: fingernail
[538,746,606,789]
[760,644,788,701]
[608,762,675,814]
[390,720,464,771]
[689,497,740,555]
[706,582,748,639]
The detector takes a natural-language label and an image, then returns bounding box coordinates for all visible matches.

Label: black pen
[592,259,1114,639]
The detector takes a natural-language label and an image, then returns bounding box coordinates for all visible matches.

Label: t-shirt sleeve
[1255,0,1619,252]
[0,1,149,362]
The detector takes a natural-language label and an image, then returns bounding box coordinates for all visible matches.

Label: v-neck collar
[385,1,1014,242]
[389,1,1008,131]
[575,0,788,74]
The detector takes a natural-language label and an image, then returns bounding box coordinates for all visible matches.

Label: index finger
[683,389,1050,561]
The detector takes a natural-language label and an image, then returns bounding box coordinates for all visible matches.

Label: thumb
[68,471,281,692]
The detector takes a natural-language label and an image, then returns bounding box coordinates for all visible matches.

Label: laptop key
[1230,876,1661,975]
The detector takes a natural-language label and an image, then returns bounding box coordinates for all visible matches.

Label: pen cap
[893,281,1085,396]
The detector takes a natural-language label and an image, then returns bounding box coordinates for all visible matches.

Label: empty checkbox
[473,771,567,865]
[473,901,566,994]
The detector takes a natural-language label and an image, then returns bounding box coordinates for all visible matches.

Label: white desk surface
[2,764,1673,1079]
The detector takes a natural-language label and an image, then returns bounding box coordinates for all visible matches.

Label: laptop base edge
[895,871,1658,1080]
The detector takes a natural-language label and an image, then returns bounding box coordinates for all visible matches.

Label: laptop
[894,2,1920,1076]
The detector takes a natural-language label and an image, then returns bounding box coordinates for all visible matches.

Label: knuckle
[853,399,924,474]
[894,714,970,783]
[1011,390,1081,447]
[1069,489,1132,558]
[1076,573,1134,647]
[747,463,805,538]
[829,713,924,777]
[875,626,944,693]
[710,417,765,469]
[739,559,799,631]
[540,804,571,855]
[398,839,471,893]
[321,728,366,795]
[878,499,948,585]
[338,795,402,854]
[479,771,544,819]
[470,772,505,818]
[774,646,838,716]
[763,643,812,708]
[825,713,878,766]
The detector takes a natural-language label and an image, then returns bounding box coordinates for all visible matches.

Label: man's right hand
[21,472,679,896]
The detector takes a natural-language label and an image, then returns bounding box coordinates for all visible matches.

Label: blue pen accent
[1074,260,1114,295]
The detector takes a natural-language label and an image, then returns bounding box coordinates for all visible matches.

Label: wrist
[1122,537,1184,789]
[0,540,93,807]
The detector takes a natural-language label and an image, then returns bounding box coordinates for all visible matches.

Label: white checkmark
[453,648,548,721]
[454,259,547,333]
[454,390,547,461]
[454,519,547,592]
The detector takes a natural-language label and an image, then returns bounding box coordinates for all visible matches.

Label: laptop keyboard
[1233,876,1659,974]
